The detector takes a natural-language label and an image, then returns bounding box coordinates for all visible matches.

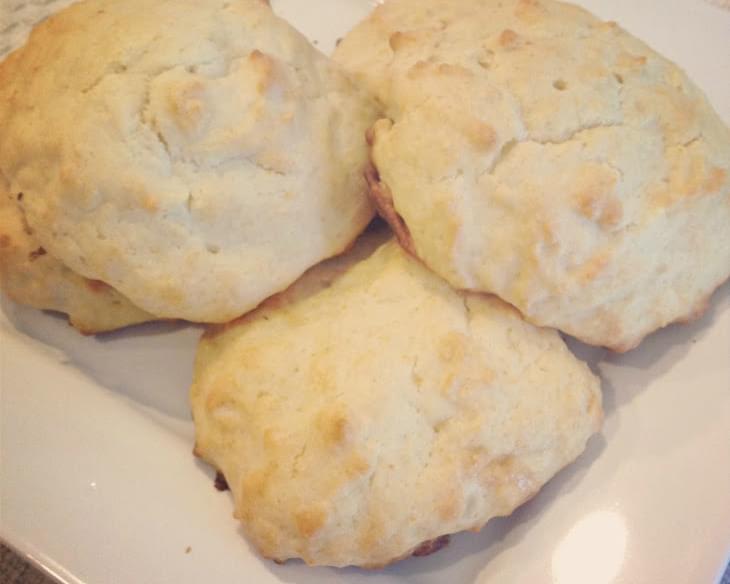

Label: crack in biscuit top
[0,0,378,322]
[333,0,730,349]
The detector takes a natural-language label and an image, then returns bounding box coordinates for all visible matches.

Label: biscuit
[335,0,730,351]
[0,183,154,333]
[191,231,602,567]
[0,0,377,323]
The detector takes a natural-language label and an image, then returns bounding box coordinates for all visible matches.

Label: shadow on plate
[0,295,203,420]
[2,277,728,582]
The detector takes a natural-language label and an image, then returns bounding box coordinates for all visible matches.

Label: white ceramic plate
[1,1,729,583]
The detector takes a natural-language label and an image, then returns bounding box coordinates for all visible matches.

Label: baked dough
[191,230,602,567]
[0,0,377,322]
[0,183,154,333]
[335,0,730,351]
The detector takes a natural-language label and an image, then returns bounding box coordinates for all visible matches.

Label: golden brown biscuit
[0,185,154,333]
[0,0,377,323]
[335,0,730,351]
[191,230,602,567]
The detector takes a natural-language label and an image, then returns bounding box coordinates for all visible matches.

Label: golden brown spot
[655,151,726,208]
[204,387,235,414]
[436,62,472,78]
[577,251,610,283]
[436,485,463,521]
[577,191,623,228]
[158,282,186,305]
[702,167,726,194]
[168,81,207,133]
[466,122,497,151]
[460,366,496,395]
[539,220,557,246]
[600,196,623,227]
[676,153,706,198]
[343,453,370,479]
[437,331,467,363]
[477,47,495,69]
[329,416,348,445]
[85,278,110,293]
[140,194,159,212]
[617,51,647,71]
[59,161,78,185]
[481,455,517,486]
[406,59,431,79]
[480,455,538,512]
[498,29,520,49]
[263,428,283,450]
[440,371,457,394]
[240,467,272,504]
[249,522,280,558]
[0,234,11,248]
[308,355,335,392]
[573,167,622,228]
[389,31,413,52]
[318,409,352,446]
[515,0,545,23]
[675,294,710,324]
[294,505,327,538]
[359,516,385,554]
[255,150,292,175]
[249,49,277,94]
[465,446,489,469]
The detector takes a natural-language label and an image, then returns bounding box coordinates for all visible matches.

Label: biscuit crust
[191,232,602,567]
[336,0,730,351]
[0,0,377,322]
[0,185,154,333]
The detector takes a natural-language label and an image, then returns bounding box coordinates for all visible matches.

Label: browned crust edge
[603,275,728,353]
[265,533,452,569]
[364,125,416,257]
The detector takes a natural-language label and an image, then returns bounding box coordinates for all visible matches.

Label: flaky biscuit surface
[0,0,376,322]
[191,232,602,567]
[335,0,730,350]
